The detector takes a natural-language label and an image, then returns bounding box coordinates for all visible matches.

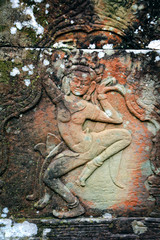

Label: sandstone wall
[0,0,160,239]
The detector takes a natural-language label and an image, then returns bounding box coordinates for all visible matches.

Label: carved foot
[26,193,38,201]
[75,178,86,187]
[34,193,51,210]
[76,161,98,187]
[52,203,85,218]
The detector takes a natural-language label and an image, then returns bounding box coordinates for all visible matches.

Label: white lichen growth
[45,3,50,14]
[102,213,112,220]
[10,27,17,34]
[10,0,20,8]
[132,4,138,11]
[11,3,44,38]
[34,0,43,2]
[14,21,23,30]
[28,70,33,75]
[147,40,160,49]
[28,64,34,70]
[53,42,74,49]
[88,44,96,49]
[24,79,31,86]
[10,67,20,76]
[22,66,29,72]
[131,220,147,235]
[138,26,143,32]
[22,6,44,36]
[126,50,151,54]
[134,29,138,34]
[22,64,34,75]
[1,208,9,218]
[0,220,38,239]
[138,4,144,10]
[42,228,51,237]
[44,48,52,55]
[147,13,150,19]
[155,56,160,62]
[2,208,9,214]
[43,59,50,66]
[98,51,105,59]
[150,19,157,25]
[102,44,113,50]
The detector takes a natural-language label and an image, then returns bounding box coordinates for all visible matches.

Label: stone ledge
[1,217,160,239]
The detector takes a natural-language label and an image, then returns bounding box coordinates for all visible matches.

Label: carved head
[70,71,92,96]
[61,51,104,98]
[62,71,93,96]
[62,65,97,97]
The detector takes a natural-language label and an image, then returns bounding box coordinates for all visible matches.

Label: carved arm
[42,77,64,105]
[95,82,124,124]
[84,101,122,124]
[42,77,71,123]
[98,95,123,124]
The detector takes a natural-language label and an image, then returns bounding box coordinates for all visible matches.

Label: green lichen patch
[0,61,13,85]
[0,25,7,32]
[22,28,38,45]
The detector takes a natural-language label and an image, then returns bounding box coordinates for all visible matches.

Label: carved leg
[77,132,131,186]
[76,161,97,187]
[43,157,85,218]
[44,175,84,218]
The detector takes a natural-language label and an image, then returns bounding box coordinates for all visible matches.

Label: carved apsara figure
[33,66,132,218]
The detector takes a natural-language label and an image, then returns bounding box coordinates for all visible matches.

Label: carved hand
[97,78,126,100]
[96,77,116,95]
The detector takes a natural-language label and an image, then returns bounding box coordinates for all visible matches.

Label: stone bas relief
[32,66,132,218]
[0,2,160,240]
[25,50,159,218]
[0,49,159,219]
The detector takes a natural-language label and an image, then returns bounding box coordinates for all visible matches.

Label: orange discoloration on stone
[101,57,128,84]
[54,30,123,49]
[51,50,66,61]
[32,98,59,143]
[106,92,153,212]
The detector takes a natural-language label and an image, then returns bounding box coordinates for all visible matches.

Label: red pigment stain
[108,92,153,211]
[32,100,58,143]
[101,58,128,84]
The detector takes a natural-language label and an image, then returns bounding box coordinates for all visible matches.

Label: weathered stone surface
[0,0,160,239]
[1,217,160,239]
[0,47,160,219]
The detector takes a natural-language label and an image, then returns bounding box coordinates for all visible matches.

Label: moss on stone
[0,61,13,84]
[0,25,6,32]
[22,28,38,45]
[0,0,6,7]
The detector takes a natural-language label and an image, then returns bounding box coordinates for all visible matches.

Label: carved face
[70,71,91,96]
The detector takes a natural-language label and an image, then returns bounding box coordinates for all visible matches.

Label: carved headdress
[38,0,139,48]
